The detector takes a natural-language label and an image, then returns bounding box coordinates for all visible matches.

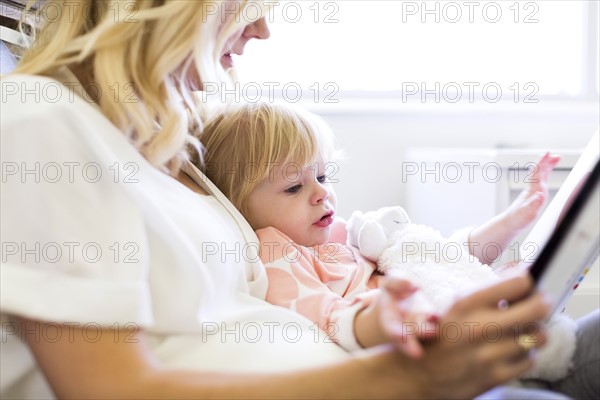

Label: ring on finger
[497,299,509,310]
[517,334,536,352]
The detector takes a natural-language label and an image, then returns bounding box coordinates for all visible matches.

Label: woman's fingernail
[426,314,439,323]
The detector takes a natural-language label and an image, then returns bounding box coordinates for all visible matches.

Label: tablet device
[521,132,600,317]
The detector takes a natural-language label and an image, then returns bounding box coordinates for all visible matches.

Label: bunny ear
[392,206,412,224]
[358,220,388,262]
[348,210,364,221]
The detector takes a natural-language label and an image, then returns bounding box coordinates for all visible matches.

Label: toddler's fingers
[382,274,419,299]
[536,153,561,174]
[385,321,425,359]
[548,154,561,165]
[397,336,424,359]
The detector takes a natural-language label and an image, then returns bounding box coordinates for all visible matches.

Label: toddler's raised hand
[503,152,561,232]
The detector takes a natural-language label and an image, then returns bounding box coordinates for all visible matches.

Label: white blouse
[0,73,349,399]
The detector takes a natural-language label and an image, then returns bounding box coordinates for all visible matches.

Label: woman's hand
[405,274,550,398]
[494,259,527,277]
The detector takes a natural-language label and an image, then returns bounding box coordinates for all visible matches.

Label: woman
[0,1,591,398]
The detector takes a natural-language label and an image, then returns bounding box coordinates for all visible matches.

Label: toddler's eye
[285,184,302,194]
[317,175,327,183]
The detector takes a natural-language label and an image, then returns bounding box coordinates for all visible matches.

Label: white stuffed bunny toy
[347,206,577,381]
[347,206,412,262]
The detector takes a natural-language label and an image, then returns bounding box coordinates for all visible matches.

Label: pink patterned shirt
[256,223,379,350]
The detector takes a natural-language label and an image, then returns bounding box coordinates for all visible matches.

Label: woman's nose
[243,17,270,40]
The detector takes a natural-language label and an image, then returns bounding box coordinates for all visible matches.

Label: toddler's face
[245,157,337,247]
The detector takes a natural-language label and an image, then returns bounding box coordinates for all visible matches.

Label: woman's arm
[21,275,549,399]
[22,319,424,399]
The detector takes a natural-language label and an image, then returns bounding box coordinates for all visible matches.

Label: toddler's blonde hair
[201,102,338,215]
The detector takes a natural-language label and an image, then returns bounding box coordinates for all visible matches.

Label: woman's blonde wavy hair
[201,102,339,216]
[13,0,264,174]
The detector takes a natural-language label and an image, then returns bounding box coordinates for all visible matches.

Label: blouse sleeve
[0,76,153,326]
[256,227,374,351]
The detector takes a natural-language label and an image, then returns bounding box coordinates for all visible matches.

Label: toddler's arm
[468,152,560,265]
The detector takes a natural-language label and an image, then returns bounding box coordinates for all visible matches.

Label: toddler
[200,102,560,357]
